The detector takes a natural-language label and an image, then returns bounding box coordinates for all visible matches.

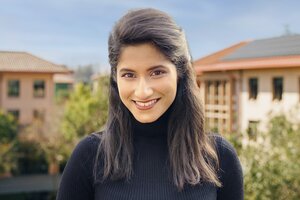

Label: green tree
[62,79,108,143]
[227,111,300,200]
[93,75,109,127]
[13,140,48,175]
[0,110,17,142]
[17,76,109,175]
[0,110,18,176]
[20,105,70,174]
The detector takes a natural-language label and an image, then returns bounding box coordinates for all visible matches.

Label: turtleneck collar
[131,108,170,138]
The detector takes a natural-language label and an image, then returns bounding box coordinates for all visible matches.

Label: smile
[133,98,160,110]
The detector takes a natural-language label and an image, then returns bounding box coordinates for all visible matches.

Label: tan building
[194,34,300,134]
[0,51,70,125]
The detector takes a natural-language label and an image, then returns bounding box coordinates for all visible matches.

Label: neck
[131,109,170,138]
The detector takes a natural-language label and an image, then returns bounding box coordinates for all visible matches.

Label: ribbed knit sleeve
[215,135,244,200]
[56,135,100,200]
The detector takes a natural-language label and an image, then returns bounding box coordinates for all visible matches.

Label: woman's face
[116,43,177,123]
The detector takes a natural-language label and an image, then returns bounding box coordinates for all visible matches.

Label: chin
[134,115,160,123]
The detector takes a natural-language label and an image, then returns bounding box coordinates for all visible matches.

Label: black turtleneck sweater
[56,113,243,200]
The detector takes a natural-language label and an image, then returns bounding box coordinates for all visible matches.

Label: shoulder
[62,132,103,178]
[57,132,103,199]
[79,132,102,149]
[209,134,244,199]
[74,132,102,153]
[68,132,102,166]
[210,134,238,160]
[209,133,243,179]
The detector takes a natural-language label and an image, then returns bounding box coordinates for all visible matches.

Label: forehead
[117,43,174,71]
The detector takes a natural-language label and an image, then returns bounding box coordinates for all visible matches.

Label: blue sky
[1,0,300,71]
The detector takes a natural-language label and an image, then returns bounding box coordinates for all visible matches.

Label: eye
[121,72,135,78]
[150,70,166,77]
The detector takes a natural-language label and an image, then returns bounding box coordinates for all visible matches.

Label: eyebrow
[118,65,168,73]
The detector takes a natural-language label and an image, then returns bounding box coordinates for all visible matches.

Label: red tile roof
[0,51,70,73]
[193,41,249,66]
[194,55,300,74]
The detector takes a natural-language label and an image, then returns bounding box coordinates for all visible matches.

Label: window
[33,80,45,98]
[247,120,259,140]
[7,110,20,121]
[33,110,45,121]
[7,80,20,97]
[249,78,258,100]
[273,77,283,101]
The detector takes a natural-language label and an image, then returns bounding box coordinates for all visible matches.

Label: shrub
[0,111,18,175]
[227,113,300,200]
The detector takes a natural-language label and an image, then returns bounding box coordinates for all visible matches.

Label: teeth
[135,99,157,107]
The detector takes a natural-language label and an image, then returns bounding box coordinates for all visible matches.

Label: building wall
[198,67,300,133]
[0,72,54,125]
[198,71,241,134]
[240,68,300,132]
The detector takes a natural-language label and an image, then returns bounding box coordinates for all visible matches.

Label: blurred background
[1,0,300,199]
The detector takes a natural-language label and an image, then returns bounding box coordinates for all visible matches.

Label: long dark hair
[95,8,221,190]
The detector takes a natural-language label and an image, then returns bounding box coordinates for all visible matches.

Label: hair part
[95,8,221,190]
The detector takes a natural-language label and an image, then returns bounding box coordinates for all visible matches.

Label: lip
[133,98,160,110]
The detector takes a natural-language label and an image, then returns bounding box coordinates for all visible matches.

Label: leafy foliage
[19,105,70,174]
[0,75,109,176]
[0,110,17,143]
[0,111,18,175]
[13,140,48,175]
[61,79,108,142]
[227,112,300,200]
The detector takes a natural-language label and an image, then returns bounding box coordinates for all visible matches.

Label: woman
[57,8,243,200]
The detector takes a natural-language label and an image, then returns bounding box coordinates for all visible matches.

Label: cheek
[159,79,177,98]
[117,81,131,103]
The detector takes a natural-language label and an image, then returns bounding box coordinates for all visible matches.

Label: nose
[134,78,153,100]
